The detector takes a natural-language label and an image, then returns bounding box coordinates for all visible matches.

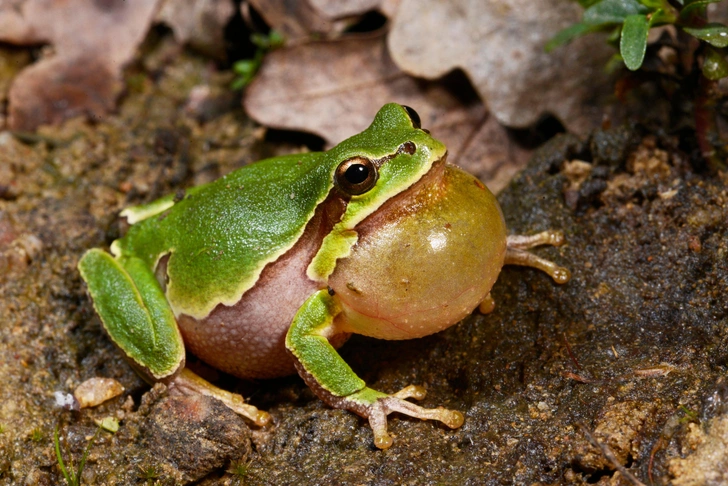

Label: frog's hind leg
[78,249,187,383]
[78,249,270,426]
[170,369,271,425]
[505,230,571,284]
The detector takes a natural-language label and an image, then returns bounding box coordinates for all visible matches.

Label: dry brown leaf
[245,0,400,43]
[0,0,158,131]
[156,0,236,60]
[387,0,615,135]
[244,33,530,192]
[310,0,400,19]
[246,0,339,43]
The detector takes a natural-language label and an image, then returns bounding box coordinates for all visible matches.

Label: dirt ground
[1,48,727,485]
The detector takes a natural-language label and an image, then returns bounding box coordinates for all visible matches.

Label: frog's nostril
[400,142,416,155]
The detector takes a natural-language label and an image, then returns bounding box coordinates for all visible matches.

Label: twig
[562,371,593,383]
[563,333,582,371]
[578,423,647,486]
[648,436,664,485]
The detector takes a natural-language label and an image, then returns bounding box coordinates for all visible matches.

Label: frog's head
[324,106,508,340]
[325,103,447,226]
[307,103,449,281]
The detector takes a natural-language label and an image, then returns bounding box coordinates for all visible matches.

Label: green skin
[78,104,570,449]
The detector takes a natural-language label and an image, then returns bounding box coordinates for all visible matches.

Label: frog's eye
[402,105,421,129]
[334,156,378,196]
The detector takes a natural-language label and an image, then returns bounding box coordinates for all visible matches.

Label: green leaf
[233,60,257,76]
[680,0,722,19]
[649,7,677,25]
[684,0,721,5]
[636,0,663,9]
[702,46,728,79]
[251,30,286,49]
[605,52,626,73]
[621,14,650,70]
[268,30,285,48]
[684,23,728,48]
[54,426,73,486]
[95,417,119,433]
[545,22,599,51]
[583,0,650,26]
[578,0,602,7]
[607,25,623,45]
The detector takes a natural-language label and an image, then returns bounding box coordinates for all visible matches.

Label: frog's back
[115,152,334,319]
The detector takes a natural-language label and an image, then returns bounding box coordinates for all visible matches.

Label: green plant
[231,30,285,90]
[678,404,700,423]
[227,459,252,477]
[549,0,728,170]
[54,425,100,486]
[30,428,44,442]
[548,0,728,78]
[137,464,162,485]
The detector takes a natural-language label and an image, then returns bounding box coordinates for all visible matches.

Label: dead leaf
[244,33,530,192]
[246,0,339,43]
[387,0,615,135]
[245,0,400,43]
[156,0,236,60]
[0,46,32,127]
[0,0,158,131]
[310,0,400,19]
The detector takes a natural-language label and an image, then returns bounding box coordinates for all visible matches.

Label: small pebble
[74,377,125,408]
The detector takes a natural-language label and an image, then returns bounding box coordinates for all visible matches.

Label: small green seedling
[54,425,101,486]
[548,0,728,78]
[231,30,284,90]
[227,459,252,477]
[30,428,44,442]
[678,404,700,424]
[137,464,162,485]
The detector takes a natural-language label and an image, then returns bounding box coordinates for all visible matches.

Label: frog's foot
[505,230,571,284]
[346,387,464,449]
[170,368,271,426]
[479,292,496,314]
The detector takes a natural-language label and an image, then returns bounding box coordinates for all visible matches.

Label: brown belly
[173,193,347,379]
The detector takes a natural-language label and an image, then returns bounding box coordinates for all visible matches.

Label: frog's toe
[478,292,496,314]
[391,385,427,400]
[250,409,272,426]
[360,390,464,449]
[552,266,571,284]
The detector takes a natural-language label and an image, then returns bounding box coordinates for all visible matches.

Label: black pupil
[345,164,369,184]
[402,105,421,128]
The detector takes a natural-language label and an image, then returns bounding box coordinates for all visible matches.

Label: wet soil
[1,48,726,485]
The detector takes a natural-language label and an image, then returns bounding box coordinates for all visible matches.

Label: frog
[78,103,570,449]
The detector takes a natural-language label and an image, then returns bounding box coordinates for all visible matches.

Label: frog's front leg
[286,289,464,449]
[479,230,570,314]
[505,230,571,284]
[78,249,270,426]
